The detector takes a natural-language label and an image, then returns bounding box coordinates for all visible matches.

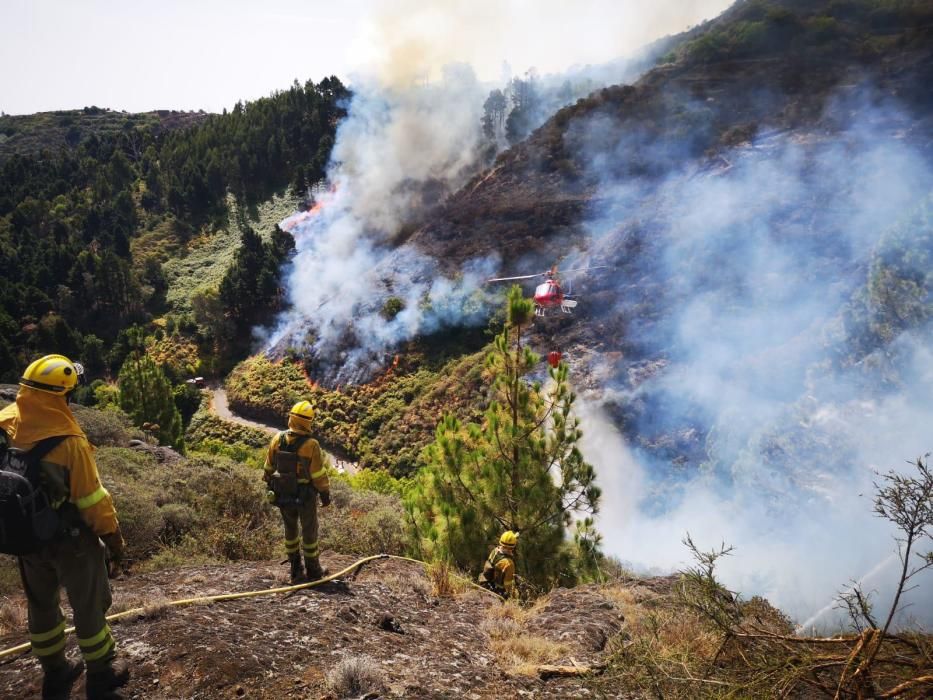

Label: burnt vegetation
[410,0,933,267]
[593,458,933,698]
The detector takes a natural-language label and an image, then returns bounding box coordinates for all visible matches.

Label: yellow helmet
[500,531,519,548]
[20,354,84,395]
[290,400,315,420]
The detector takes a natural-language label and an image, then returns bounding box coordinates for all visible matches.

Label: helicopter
[486,264,607,317]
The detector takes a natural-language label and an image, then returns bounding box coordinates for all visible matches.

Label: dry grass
[0,599,25,636]
[481,597,569,676]
[380,572,433,598]
[141,597,172,619]
[593,581,933,698]
[109,594,172,621]
[489,635,570,676]
[427,560,469,598]
[484,598,533,625]
[326,654,383,698]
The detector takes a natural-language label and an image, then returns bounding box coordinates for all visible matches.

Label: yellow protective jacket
[0,387,120,537]
[263,414,329,495]
[479,546,516,598]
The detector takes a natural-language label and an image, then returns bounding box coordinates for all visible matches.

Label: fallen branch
[876,674,933,698]
[537,662,606,680]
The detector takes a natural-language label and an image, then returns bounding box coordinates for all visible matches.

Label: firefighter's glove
[101,531,125,577]
[319,491,331,507]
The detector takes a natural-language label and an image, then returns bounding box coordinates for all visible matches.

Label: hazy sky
[1,0,732,115]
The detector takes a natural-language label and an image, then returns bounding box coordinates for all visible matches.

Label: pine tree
[118,353,184,450]
[406,286,601,591]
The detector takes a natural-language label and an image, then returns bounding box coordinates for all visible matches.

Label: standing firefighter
[478,531,518,599]
[264,400,330,583]
[0,355,129,699]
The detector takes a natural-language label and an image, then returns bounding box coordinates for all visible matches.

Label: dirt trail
[210,386,277,434]
[0,555,627,698]
[209,387,358,475]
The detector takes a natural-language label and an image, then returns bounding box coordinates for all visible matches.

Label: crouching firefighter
[264,401,331,584]
[478,531,518,599]
[0,355,129,699]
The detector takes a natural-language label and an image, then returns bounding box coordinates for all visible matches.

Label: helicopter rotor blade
[556,265,611,275]
[485,272,546,283]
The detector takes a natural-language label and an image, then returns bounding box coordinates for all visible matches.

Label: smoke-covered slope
[409,0,933,265]
[404,0,933,623]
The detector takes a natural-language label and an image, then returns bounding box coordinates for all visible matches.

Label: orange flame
[280,185,336,233]
[298,362,317,389]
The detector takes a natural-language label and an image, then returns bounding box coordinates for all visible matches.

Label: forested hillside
[1,1,932,697]
[0,77,348,382]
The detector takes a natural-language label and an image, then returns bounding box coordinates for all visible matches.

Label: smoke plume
[266,69,498,384]
[269,1,732,381]
[577,93,933,626]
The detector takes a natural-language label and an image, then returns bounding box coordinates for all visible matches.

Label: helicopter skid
[535,300,577,317]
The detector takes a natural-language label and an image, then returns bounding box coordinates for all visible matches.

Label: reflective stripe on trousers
[18,528,115,671]
[30,619,66,657]
[78,623,115,661]
[280,496,319,561]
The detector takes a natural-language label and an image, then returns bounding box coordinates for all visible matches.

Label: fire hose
[0,553,499,661]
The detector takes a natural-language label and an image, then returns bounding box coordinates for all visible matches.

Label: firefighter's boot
[304,557,327,581]
[41,658,84,700]
[289,554,305,584]
[85,659,130,699]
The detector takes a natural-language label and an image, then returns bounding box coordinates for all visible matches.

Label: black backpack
[0,430,67,555]
[271,433,310,506]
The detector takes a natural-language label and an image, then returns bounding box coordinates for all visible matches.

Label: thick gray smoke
[577,95,933,627]
[266,1,735,382]
[265,70,498,383]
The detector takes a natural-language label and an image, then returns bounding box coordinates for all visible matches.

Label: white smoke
[267,70,496,382]
[351,0,734,86]
[269,1,732,380]
[576,95,933,627]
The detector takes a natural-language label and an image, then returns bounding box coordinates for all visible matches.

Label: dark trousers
[18,529,115,672]
[279,492,319,562]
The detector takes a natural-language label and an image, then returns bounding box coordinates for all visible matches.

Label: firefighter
[478,531,518,599]
[0,355,129,699]
[264,400,330,583]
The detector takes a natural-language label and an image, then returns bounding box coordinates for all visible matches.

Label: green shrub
[71,404,138,447]
[192,438,265,469]
[94,447,279,570]
[227,344,488,477]
[92,382,121,409]
[225,354,311,423]
[319,480,407,557]
[158,502,199,544]
[380,296,405,321]
[346,469,411,497]
[96,448,165,560]
[185,404,271,449]
[173,383,202,427]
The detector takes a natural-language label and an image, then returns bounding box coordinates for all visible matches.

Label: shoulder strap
[278,432,311,454]
[28,436,69,463]
[23,435,68,484]
[292,434,311,453]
